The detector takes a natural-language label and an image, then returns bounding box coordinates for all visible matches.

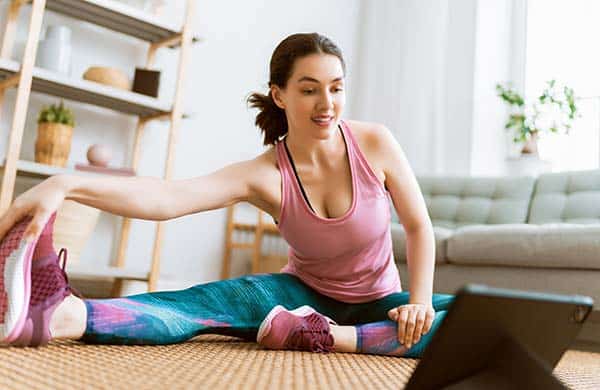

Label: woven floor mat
[0,335,597,389]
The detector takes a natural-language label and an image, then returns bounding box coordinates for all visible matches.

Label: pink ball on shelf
[86,144,113,167]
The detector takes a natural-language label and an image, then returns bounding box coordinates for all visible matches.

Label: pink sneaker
[0,214,38,344]
[10,212,82,347]
[256,305,336,353]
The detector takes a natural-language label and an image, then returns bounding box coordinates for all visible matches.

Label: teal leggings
[80,273,454,357]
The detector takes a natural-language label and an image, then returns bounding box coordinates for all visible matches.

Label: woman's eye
[302,88,343,94]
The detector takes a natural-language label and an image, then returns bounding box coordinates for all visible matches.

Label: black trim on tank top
[283,124,348,216]
[284,139,315,213]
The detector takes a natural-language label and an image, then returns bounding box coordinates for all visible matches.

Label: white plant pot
[505,155,553,176]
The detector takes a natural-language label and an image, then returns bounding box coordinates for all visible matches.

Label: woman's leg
[332,292,455,357]
[52,273,350,345]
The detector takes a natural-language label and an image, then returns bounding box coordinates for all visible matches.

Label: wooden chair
[221,204,287,279]
[252,208,288,274]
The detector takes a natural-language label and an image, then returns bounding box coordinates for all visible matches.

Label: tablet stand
[437,336,567,390]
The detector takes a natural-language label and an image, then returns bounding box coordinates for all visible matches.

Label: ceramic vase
[36,25,72,75]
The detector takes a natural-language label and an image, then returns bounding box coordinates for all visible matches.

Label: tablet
[405,284,594,390]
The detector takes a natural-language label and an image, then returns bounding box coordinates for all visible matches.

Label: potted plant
[496,80,578,156]
[35,100,75,167]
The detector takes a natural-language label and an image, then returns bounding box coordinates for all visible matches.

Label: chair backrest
[221,204,288,278]
[527,169,600,224]
[255,209,288,273]
[391,175,536,229]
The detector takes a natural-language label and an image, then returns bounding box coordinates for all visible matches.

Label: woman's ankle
[49,294,87,340]
[330,324,357,353]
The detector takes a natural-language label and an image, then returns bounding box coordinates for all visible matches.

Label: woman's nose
[318,91,334,109]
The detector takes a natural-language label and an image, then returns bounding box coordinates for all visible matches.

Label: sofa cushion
[446,224,600,270]
[409,176,536,229]
[391,223,452,264]
[528,169,600,224]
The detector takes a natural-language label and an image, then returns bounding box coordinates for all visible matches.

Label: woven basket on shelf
[83,66,130,90]
[34,122,73,167]
[53,200,101,265]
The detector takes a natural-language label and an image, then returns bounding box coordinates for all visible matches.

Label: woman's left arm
[370,124,436,348]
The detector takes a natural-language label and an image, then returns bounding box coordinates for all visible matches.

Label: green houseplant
[35,100,75,167]
[496,80,578,155]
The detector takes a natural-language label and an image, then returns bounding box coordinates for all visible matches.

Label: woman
[0,33,453,356]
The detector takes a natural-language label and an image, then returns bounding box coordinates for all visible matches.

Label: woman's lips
[312,116,333,126]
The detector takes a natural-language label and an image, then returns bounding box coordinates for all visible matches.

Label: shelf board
[0,58,172,117]
[45,0,185,44]
[66,263,149,281]
[1,158,133,180]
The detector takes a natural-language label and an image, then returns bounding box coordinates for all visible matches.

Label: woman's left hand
[387,303,435,348]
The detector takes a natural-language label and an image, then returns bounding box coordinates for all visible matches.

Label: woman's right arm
[0,173,173,243]
[0,158,259,242]
[62,174,172,221]
[64,157,261,219]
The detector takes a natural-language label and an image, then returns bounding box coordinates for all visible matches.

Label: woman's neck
[285,123,344,168]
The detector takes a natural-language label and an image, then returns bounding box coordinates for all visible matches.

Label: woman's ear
[271,86,286,110]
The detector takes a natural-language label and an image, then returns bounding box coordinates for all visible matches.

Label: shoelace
[57,248,84,299]
[286,313,334,353]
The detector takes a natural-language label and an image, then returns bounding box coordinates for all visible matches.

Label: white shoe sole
[0,239,34,343]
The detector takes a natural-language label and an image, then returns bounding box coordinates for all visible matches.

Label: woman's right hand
[0,175,68,243]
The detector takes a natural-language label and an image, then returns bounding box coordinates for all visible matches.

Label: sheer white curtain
[352,0,520,176]
[350,0,449,174]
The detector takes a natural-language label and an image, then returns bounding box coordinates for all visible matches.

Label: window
[525,0,600,171]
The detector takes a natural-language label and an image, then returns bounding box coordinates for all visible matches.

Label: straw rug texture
[0,335,597,389]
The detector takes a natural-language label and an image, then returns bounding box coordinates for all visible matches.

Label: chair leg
[111,278,124,297]
[221,205,235,279]
[252,210,264,274]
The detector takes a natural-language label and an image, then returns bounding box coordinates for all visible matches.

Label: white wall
[0,0,363,290]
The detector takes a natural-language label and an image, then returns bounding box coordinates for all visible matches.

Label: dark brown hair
[247,33,346,146]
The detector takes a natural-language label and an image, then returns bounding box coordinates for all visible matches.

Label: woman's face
[272,53,346,139]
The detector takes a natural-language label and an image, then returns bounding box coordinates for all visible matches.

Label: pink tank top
[275,119,402,303]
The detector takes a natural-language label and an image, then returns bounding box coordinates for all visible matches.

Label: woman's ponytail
[246,90,288,146]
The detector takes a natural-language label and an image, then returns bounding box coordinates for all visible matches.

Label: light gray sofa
[391,169,600,343]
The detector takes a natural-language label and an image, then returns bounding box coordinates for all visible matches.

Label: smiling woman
[0,32,451,358]
[247,33,347,146]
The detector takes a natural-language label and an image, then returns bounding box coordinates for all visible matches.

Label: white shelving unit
[0,58,172,117]
[0,0,197,296]
[45,0,183,43]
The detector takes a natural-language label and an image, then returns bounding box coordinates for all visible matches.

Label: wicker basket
[34,122,73,167]
[53,200,101,265]
[83,66,130,90]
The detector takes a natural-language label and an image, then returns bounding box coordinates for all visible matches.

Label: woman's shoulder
[253,144,279,169]
[244,145,282,218]
[248,144,280,180]
[344,119,394,153]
